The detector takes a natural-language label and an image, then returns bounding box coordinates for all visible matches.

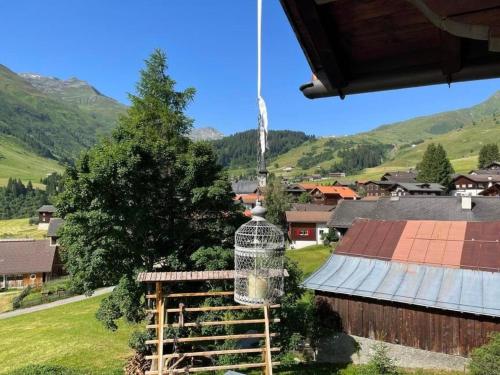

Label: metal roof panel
[303,254,500,317]
[414,266,443,307]
[393,263,426,304]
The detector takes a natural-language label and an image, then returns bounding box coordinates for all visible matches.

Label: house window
[299,229,309,236]
[461,184,466,188]
[455,185,460,189]
[468,184,473,188]
[30,274,36,279]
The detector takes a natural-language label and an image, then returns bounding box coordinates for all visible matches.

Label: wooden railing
[143,282,280,375]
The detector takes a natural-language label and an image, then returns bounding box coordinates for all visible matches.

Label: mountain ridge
[1,62,500,184]
[0,65,126,183]
[268,90,500,178]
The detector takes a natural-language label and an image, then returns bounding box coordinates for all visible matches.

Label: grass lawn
[0,294,138,374]
[0,218,46,239]
[286,244,333,279]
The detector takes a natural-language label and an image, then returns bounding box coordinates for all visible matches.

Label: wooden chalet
[388,182,445,196]
[310,185,358,205]
[362,180,393,198]
[479,182,500,196]
[451,174,500,196]
[280,1,500,99]
[0,239,64,289]
[303,219,500,356]
[37,204,56,230]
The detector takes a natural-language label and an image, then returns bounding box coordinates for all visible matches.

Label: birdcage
[234,202,285,305]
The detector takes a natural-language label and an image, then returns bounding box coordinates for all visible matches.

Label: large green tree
[416,143,454,186]
[57,50,243,329]
[478,143,499,169]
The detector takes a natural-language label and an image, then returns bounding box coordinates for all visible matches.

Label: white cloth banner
[258,96,268,156]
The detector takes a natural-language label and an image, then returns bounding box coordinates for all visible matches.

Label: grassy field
[286,244,333,279]
[0,294,137,374]
[0,218,46,239]
[0,135,63,186]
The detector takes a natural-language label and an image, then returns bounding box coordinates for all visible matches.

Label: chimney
[461,195,472,210]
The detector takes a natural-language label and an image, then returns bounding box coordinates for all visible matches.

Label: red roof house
[310,186,358,205]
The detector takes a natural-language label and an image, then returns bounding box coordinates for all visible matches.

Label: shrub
[12,285,32,309]
[365,343,400,375]
[128,330,154,355]
[341,343,401,375]
[469,333,500,375]
[322,230,339,246]
[28,216,39,225]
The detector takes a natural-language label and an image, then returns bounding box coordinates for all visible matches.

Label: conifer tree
[417,143,454,186]
[57,50,243,330]
[478,143,499,169]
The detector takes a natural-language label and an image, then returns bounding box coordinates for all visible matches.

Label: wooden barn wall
[315,291,500,356]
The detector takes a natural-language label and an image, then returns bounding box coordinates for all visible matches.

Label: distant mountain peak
[18,72,119,105]
[189,127,224,141]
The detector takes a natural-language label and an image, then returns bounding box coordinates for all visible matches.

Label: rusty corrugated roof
[336,219,500,272]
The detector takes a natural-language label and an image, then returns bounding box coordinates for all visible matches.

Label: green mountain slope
[0,65,126,163]
[0,65,127,184]
[269,91,500,178]
[0,134,63,186]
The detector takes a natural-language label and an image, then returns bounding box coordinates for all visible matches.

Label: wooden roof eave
[281,0,500,99]
[300,61,500,99]
[281,0,348,98]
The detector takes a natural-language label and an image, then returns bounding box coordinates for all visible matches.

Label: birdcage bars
[234,203,285,305]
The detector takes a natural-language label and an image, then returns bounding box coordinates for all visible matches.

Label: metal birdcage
[234,202,285,305]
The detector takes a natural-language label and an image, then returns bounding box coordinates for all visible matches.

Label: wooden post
[263,304,273,375]
[178,303,185,328]
[156,282,165,375]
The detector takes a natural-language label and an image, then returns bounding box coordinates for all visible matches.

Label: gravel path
[0,286,114,320]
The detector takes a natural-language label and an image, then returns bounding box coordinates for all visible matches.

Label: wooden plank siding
[315,291,500,356]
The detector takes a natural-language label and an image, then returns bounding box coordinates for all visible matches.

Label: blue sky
[2,0,500,136]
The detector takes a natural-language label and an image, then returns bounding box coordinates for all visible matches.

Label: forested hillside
[268,90,500,178]
[212,129,313,168]
[0,173,63,219]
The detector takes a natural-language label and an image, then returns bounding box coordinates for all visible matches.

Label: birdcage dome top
[235,202,284,254]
